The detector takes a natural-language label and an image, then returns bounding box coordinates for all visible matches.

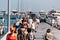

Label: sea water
[0,15,17,39]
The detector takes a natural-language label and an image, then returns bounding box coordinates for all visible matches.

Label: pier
[1,22,60,40]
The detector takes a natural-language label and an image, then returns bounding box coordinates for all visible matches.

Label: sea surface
[0,15,18,39]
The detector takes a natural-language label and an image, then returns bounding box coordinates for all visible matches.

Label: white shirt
[29,19,33,25]
[52,19,55,24]
[32,22,36,30]
[36,19,40,23]
[16,21,20,26]
[2,18,5,23]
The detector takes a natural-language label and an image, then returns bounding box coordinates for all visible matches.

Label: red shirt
[7,34,16,40]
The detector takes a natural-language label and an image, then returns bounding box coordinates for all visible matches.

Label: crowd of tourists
[6,14,54,40]
[6,15,40,40]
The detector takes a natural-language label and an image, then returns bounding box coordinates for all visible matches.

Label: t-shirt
[7,34,17,40]
[52,19,55,24]
[36,19,40,23]
[16,22,20,26]
[2,18,5,23]
[32,23,36,30]
[29,19,33,25]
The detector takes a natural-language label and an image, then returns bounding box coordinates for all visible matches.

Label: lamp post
[18,0,19,12]
[20,0,23,12]
[7,0,10,31]
[18,0,19,19]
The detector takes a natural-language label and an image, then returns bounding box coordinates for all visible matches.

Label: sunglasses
[23,24,27,25]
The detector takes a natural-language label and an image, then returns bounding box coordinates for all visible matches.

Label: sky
[0,0,60,12]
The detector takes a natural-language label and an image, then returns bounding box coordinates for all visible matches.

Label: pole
[7,0,10,31]
[20,0,22,12]
[18,0,19,18]
[18,0,19,12]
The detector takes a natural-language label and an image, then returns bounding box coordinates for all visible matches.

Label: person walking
[6,24,17,40]
[44,29,54,40]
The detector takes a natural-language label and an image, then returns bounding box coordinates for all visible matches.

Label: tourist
[18,20,28,40]
[36,18,40,28]
[44,29,54,40]
[6,24,17,40]
[18,28,25,40]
